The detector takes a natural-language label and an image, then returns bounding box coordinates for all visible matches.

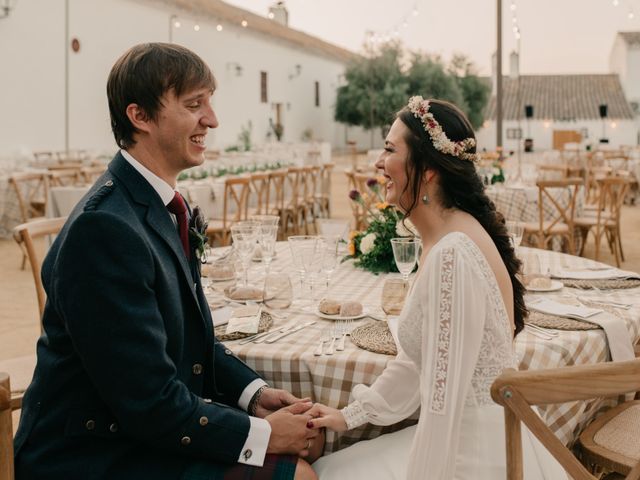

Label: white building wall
[477,119,637,152]
[0,0,363,158]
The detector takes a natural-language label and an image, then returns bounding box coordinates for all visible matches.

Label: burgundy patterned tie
[167,191,190,261]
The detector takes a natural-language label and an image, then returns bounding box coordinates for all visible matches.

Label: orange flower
[347,241,356,256]
[376,202,389,210]
[376,175,387,185]
[349,230,359,240]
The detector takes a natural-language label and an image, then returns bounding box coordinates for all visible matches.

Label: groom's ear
[125,103,153,134]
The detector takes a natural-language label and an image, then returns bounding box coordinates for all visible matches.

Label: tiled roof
[618,31,640,46]
[143,0,358,63]
[485,74,634,120]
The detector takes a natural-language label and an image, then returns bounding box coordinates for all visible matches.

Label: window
[260,71,268,103]
[506,128,522,139]
[314,81,320,107]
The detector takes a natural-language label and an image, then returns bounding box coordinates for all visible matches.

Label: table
[216,243,640,453]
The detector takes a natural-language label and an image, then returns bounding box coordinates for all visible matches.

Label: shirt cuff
[238,378,268,411]
[341,400,370,430]
[237,417,271,466]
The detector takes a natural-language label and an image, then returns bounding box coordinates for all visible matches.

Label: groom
[14,43,319,479]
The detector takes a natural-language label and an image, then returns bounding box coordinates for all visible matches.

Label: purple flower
[349,189,361,201]
[366,178,378,188]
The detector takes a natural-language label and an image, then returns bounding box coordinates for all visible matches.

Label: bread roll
[319,298,341,315]
[339,301,363,317]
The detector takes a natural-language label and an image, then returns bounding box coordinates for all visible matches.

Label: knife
[265,321,316,343]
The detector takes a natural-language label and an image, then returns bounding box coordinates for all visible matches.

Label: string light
[364,1,422,47]
[174,20,181,28]
[194,24,200,31]
[216,24,223,32]
[241,19,248,27]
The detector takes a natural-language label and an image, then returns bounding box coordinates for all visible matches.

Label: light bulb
[216,24,223,31]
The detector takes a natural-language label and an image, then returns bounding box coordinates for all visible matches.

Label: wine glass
[390,237,419,283]
[257,224,278,273]
[506,221,524,250]
[230,223,257,287]
[263,273,293,309]
[319,235,339,293]
[381,277,409,316]
[287,235,319,305]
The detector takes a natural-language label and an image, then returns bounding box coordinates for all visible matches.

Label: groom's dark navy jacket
[14,153,261,479]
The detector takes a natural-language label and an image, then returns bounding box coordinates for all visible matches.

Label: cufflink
[243,449,252,461]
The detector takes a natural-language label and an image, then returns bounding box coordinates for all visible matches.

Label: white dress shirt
[121,150,271,466]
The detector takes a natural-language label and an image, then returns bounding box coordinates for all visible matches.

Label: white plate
[208,274,235,282]
[315,308,366,321]
[525,279,564,292]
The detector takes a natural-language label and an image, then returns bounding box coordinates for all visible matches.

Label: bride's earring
[421,193,429,204]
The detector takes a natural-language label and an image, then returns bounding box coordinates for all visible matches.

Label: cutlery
[576,297,632,310]
[314,330,331,356]
[265,321,316,343]
[325,335,336,355]
[526,323,559,337]
[525,325,554,340]
[251,322,297,344]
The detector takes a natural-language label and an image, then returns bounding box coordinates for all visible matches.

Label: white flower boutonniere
[188,206,209,263]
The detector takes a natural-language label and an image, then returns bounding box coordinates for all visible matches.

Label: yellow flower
[376,202,388,210]
[376,175,387,185]
[349,230,359,240]
[347,241,356,256]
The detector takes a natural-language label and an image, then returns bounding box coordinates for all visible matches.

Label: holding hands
[306,403,348,433]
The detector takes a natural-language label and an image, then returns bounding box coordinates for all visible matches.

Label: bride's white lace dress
[313,232,566,479]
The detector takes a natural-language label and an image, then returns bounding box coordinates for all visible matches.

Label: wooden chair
[575,176,629,267]
[80,165,107,184]
[13,217,67,323]
[248,172,270,217]
[522,178,582,255]
[8,172,50,224]
[537,164,570,180]
[266,169,287,239]
[1,372,22,480]
[48,169,81,187]
[301,166,319,234]
[280,167,304,237]
[205,176,250,246]
[491,358,640,480]
[585,166,613,207]
[314,162,334,218]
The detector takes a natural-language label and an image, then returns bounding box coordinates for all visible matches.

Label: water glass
[257,224,278,272]
[506,221,524,249]
[381,277,409,316]
[390,237,419,282]
[231,224,257,287]
[263,273,293,309]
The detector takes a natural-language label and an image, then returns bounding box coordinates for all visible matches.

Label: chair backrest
[8,173,50,223]
[491,359,640,480]
[285,167,303,209]
[535,178,582,233]
[0,372,20,480]
[319,163,334,197]
[585,166,613,205]
[538,164,570,180]
[80,165,107,184]
[597,176,630,225]
[267,169,287,216]
[249,172,270,215]
[221,177,250,229]
[13,217,67,327]
[48,168,81,187]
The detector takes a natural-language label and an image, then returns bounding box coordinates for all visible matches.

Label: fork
[314,330,331,356]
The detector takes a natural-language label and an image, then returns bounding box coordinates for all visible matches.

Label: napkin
[553,268,640,280]
[528,298,634,362]
[386,316,400,347]
[225,305,261,334]
[527,298,602,320]
[212,306,233,327]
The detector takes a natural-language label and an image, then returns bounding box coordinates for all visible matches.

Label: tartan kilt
[182,454,298,480]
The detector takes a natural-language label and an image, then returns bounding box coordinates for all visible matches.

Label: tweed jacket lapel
[108,153,202,313]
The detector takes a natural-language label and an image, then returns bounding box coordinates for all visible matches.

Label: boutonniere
[188,206,209,263]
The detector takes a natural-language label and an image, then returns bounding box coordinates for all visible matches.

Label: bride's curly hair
[396,99,526,336]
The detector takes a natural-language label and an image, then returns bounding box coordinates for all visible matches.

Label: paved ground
[2,153,639,361]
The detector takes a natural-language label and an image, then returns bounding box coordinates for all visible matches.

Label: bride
[308,97,566,479]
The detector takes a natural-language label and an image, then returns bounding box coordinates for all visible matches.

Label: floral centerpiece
[344,176,416,274]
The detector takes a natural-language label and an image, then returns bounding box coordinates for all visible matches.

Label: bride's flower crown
[407,96,478,162]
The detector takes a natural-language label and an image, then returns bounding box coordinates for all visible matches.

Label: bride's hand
[306,403,348,432]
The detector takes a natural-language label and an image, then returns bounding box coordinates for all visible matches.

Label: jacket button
[181,436,191,446]
[85,420,96,431]
[109,423,118,433]
[224,349,232,355]
[192,363,203,375]
[199,416,208,426]
[203,398,212,404]
[243,449,252,461]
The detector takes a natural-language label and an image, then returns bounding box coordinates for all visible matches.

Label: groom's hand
[254,387,311,418]
[265,401,317,456]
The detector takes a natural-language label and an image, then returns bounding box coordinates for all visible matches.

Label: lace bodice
[397,233,516,408]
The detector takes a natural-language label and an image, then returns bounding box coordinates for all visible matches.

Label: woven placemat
[526,310,601,331]
[558,278,640,290]
[214,312,273,341]
[350,321,397,356]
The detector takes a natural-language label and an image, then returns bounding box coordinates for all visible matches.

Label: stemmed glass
[390,237,419,283]
[318,235,339,293]
[287,235,319,305]
[257,224,278,273]
[506,221,524,251]
[230,223,257,287]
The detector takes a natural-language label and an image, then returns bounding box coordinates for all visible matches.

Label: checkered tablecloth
[213,243,640,452]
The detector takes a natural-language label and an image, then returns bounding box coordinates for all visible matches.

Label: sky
[225,0,640,76]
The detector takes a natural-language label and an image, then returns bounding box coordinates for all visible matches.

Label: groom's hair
[107,42,216,149]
